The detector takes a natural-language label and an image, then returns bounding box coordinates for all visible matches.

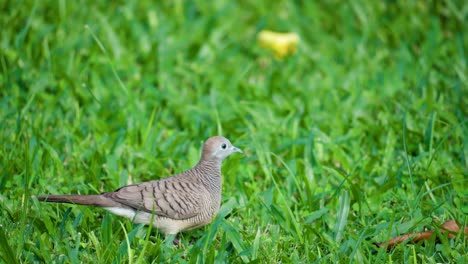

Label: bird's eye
[221,143,227,149]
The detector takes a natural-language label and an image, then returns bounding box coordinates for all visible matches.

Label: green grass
[1,0,467,263]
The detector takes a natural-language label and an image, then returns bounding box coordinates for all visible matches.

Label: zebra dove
[36,136,242,235]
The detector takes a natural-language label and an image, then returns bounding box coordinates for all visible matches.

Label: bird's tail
[35,194,120,207]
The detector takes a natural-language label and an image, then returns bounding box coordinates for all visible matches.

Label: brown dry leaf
[376,220,468,250]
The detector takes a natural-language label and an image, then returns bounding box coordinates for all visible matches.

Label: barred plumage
[36,136,242,235]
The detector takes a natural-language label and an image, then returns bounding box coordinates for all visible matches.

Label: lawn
[0,0,467,263]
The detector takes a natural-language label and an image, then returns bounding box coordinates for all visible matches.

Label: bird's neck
[193,159,222,192]
[193,159,223,216]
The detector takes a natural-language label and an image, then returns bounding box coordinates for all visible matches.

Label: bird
[36,136,242,235]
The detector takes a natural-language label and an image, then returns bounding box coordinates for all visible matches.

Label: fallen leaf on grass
[257,30,299,59]
[376,220,468,250]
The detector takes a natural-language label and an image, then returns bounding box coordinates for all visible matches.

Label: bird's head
[201,136,243,161]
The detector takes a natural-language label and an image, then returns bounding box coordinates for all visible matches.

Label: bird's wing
[103,178,207,220]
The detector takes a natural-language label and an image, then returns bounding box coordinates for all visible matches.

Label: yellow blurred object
[257,30,299,59]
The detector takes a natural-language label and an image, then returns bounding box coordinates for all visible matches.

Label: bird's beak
[231,146,243,153]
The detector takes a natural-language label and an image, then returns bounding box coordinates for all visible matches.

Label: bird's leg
[164,234,177,246]
[164,234,185,247]
[173,237,182,247]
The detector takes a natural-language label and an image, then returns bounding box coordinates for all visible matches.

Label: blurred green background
[0,0,466,263]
